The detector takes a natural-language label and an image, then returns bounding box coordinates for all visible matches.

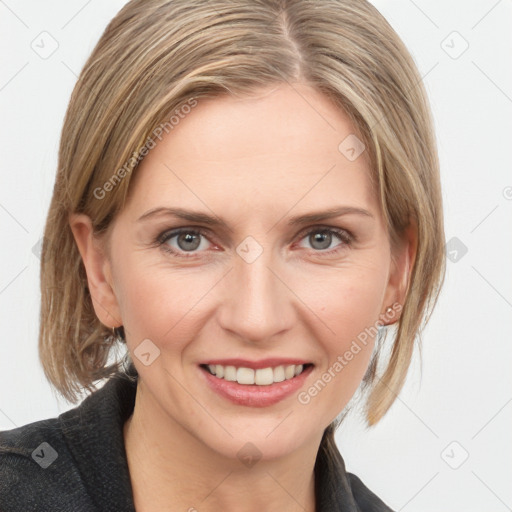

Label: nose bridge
[219,239,292,342]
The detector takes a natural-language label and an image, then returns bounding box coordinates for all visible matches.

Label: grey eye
[176,232,202,251]
[308,231,334,250]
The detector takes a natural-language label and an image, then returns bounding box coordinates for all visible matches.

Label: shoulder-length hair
[40,0,445,443]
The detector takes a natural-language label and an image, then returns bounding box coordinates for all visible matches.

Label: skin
[70,82,414,512]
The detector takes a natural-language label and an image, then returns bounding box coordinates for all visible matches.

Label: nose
[217,244,295,344]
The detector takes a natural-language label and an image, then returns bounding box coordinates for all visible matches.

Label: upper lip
[200,358,312,370]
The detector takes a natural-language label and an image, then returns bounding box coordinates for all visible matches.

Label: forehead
[124,83,377,220]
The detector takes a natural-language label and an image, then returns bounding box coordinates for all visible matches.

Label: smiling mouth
[200,363,313,386]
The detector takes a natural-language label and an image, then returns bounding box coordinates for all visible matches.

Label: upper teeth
[207,364,305,386]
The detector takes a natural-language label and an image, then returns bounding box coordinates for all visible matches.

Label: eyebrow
[137,206,374,228]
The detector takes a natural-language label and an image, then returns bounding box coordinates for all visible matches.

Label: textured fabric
[0,368,394,511]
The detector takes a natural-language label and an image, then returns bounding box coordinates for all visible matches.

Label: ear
[380,223,417,326]
[69,213,122,329]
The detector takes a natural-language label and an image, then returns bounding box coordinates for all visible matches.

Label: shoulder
[0,370,138,512]
[347,471,395,512]
[0,416,96,511]
[315,441,395,511]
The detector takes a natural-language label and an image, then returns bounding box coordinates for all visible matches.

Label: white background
[1,1,511,510]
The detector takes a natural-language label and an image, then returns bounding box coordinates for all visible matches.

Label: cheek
[297,258,389,406]
[302,253,389,341]
[113,255,214,348]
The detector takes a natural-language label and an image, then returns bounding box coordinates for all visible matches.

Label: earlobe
[68,213,122,329]
[381,224,417,326]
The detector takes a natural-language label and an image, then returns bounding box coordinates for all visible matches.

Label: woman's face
[83,83,408,460]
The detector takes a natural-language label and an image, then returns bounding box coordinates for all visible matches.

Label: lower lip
[199,365,314,407]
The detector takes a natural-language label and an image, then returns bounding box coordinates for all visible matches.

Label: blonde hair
[39,0,445,433]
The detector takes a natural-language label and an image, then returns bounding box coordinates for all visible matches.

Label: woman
[0,0,445,510]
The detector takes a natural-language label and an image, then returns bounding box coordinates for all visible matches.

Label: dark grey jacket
[0,368,394,511]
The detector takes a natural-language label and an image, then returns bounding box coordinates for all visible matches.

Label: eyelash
[155,226,354,259]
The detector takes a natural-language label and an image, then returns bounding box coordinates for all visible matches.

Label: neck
[123,380,318,512]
